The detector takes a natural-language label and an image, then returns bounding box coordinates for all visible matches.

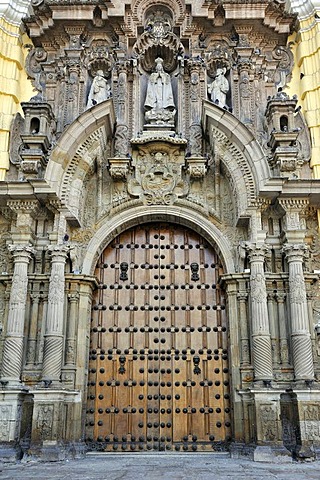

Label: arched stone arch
[45,100,115,198]
[81,205,235,275]
[203,100,271,219]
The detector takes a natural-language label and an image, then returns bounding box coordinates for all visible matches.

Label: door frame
[80,206,243,447]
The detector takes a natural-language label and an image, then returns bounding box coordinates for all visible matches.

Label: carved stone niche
[265,92,303,178]
[19,102,55,179]
[133,8,183,73]
[128,139,188,206]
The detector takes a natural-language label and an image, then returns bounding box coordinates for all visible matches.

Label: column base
[24,441,86,462]
[253,445,292,463]
[0,389,28,443]
[28,388,81,454]
[0,443,23,463]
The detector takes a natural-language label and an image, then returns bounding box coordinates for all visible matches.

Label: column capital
[8,244,36,261]
[242,242,269,262]
[282,243,308,262]
[237,292,248,302]
[48,244,70,262]
[68,292,80,303]
[275,292,286,303]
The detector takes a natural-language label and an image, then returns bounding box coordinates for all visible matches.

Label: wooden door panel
[86,223,231,452]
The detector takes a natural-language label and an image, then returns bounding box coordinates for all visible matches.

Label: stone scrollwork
[25,46,47,98]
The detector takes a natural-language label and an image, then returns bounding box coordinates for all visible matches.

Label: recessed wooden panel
[86,223,231,452]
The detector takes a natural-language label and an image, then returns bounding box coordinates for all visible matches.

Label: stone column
[41,246,68,384]
[246,244,273,382]
[237,291,250,366]
[61,292,79,387]
[267,292,280,366]
[1,245,34,385]
[283,244,314,381]
[26,293,41,366]
[275,293,289,366]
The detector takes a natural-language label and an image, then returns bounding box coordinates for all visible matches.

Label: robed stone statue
[87,70,111,108]
[144,58,176,126]
[207,67,229,108]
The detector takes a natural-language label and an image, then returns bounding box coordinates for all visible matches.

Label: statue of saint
[87,70,111,108]
[144,58,176,125]
[207,68,229,108]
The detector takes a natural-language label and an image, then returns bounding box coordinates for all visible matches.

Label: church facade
[1,0,320,462]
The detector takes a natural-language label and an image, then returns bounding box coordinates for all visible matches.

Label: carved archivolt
[212,126,256,217]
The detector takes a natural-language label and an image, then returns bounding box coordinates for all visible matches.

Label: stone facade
[0,0,320,462]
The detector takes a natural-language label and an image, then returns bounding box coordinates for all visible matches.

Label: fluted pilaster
[41,245,68,384]
[283,244,314,381]
[1,245,34,385]
[246,243,273,381]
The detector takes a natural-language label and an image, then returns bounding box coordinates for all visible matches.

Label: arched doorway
[86,223,231,451]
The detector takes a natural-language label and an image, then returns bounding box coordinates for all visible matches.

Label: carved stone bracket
[278,198,309,240]
[186,156,207,178]
[109,157,131,180]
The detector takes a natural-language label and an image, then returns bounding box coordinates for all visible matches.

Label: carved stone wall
[0,0,319,462]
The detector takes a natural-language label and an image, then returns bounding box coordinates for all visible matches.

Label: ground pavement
[1,453,320,480]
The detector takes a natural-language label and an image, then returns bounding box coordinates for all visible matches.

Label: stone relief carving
[144,58,176,126]
[36,405,54,440]
[260,404,278,442]
[300,404,320,441]
[0,405,12,441]
[289,273,307,304]
[250,272,267,304]
[128,150,188,205]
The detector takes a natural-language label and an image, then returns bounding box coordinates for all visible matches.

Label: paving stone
[2,455,320,480]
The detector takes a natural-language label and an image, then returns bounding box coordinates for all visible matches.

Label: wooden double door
[86,223,231,451]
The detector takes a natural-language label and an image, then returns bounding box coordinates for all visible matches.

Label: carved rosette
[41,245,69,383]
[283,244,314,381]
[1,245,35,384]
[245,243,273,381]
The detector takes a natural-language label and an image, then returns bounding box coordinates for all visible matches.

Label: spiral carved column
[41,246,68,384]
[1,245,34,385]
[283,244,314,381]
[246,243,273,382]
